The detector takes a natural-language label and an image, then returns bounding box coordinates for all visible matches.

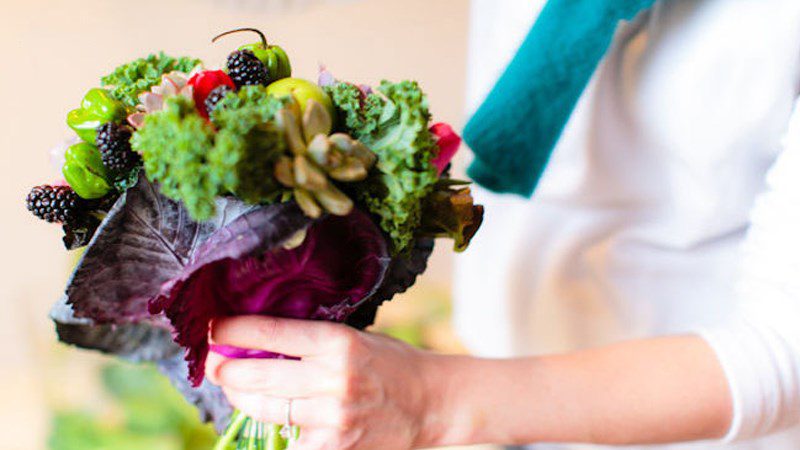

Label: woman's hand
[207,317,733,449]
[206,316,441,450]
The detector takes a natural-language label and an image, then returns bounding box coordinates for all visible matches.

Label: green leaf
[210,86,288,204]
[328,81,438,253]
[132,96,221,221]
[132,87,291,221]
[101,52,202,108]
[420,186,484,252]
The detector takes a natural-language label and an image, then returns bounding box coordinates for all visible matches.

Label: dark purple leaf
[51,295,179,362]
[65,176,254,324]
[346,238,435,329]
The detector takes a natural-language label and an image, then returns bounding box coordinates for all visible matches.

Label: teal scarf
[463,0,658,197]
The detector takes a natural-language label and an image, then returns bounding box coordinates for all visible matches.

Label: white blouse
[455,0,800,448]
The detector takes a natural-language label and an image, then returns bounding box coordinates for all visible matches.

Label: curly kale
[131,96,221,221]
[132,88,288,221]
[213,125,285,205]
[210,85,285,132]
[102,52,202,108]
[328,81,438,253]
[325,83,383,135]
[211,86,287,204]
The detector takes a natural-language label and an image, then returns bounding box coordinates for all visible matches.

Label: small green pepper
[240,42,292,81]
[67,88,127,143]
[62,142,111,199]
[213,28,292,82]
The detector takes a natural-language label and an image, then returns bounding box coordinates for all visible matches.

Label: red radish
[188,70,236,118]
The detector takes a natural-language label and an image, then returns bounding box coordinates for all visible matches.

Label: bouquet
[27,28,483,449]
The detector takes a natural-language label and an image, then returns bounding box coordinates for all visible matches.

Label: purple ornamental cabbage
[56,177,432,427]
[150,206,391,387]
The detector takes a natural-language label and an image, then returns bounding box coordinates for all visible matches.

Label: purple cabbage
[51,294,180,362]
[55,176,425,424]
[65,176,255,324]
[346,238,434,329]
[150,207,391,387]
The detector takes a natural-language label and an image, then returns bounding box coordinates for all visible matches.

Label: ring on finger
[280,398,294,440]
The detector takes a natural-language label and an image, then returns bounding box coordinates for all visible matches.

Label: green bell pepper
[240,43,292,82]
[67,88,127,143]
[62,142,111,199]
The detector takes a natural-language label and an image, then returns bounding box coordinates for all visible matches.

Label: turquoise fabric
[463,0,659,197]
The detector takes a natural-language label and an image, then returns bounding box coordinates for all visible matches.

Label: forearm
[417,335,732,447]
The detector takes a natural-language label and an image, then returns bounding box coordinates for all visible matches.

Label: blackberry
[96,122,140,179]
[26,185,87,225]
[205,85,234,115]
[226,50,269,87]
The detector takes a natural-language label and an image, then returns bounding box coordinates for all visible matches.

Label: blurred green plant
[49,362,217,450]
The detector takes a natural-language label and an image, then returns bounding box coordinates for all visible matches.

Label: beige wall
[0,0,482,448]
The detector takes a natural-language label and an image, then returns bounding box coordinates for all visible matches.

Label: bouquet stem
[214,409,297,450]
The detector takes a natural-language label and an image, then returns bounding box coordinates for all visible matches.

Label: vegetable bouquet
[27,28,483,449]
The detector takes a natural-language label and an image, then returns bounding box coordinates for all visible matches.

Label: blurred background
[0,0,495,448]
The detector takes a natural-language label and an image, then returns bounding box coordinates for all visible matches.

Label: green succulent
[272,99,376,218]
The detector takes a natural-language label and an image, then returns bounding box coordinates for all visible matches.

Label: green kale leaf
[328,80,438,253]
[210,86,287,204]
[131,96,221,221]
[132,87,289,221]
[102,52,202,108]
[325,83,383,135]
[213,125,285,204]
[210,85,285,131]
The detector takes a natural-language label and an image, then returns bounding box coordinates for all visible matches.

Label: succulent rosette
[27,28,483,449]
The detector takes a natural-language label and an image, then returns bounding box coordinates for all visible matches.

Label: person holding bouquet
[206,0,800,449]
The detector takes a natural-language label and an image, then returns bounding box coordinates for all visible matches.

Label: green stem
[215,410,297,450]
[211,28,269,47]
[247,420,258,450]
[266,423,285,450]
[214,410,248,450]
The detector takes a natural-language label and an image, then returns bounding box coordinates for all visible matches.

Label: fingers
[211,357,339,397]
[210,316,351,357]
[205,350,226,385]
[222,388,343,428]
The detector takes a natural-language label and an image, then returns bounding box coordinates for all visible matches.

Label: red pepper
[188,70,236,118]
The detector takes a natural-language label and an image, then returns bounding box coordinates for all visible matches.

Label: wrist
[413,353,487,448]
[413,353,555,448]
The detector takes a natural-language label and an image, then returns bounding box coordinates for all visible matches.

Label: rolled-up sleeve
[700,98,800,441]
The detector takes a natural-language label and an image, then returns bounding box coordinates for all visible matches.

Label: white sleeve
[700,98,800,441]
